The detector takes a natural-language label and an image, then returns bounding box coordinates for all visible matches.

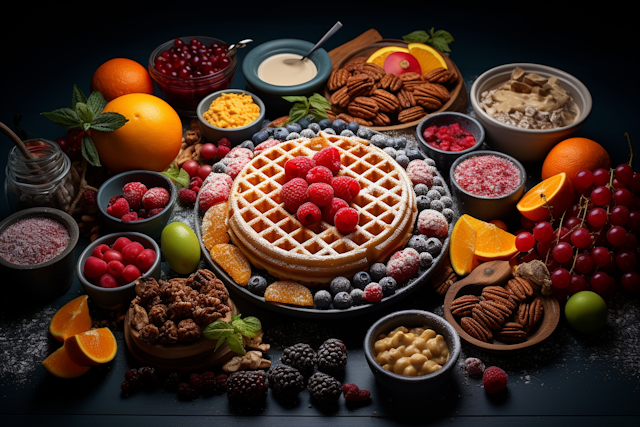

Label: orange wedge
[202,201,230,251]
[407,43,448,74]
[366,46,410,67]
[264,281,313,307]
[449,215,478,276]
[210,243,251,286]
[463,214,518,261]
[49,295,92,343]
[42,346,91,379]
[64,327,117,366]
[516,172,574,222]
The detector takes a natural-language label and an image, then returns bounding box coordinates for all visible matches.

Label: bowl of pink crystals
[449,150,526,221]
[0,207,79,303]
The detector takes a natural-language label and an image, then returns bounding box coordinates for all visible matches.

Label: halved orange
[64,327,117,366]
[202,201,230,251]
[366,46,410,67]
[49,295,92,343]
[407,43,448,74]
[449,215,478,276]
[463,214,518,261]
[42,346,91,379]
[516,172,574,222]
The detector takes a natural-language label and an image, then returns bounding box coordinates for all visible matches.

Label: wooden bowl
[443,260,561,354]
[324,38,468,132]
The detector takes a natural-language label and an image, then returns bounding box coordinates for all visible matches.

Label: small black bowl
[416,112,485,180]
[0,207,79,303]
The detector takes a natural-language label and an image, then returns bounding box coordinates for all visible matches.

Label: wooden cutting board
[328,28,383,68]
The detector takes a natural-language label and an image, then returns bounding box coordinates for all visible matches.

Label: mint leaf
[160,163,190,188]
[90,112,128,132]
[309,93,331,111]
[203,319,235,341]
[288,105,308,124]
[87,91,108,117]
[41,108,82,130]
[282,95,309,104]
[225,333,246,355]
[308,106,329,121]
[231,316,261,338]
[71,84,87,110]
[402,28,454,54]
[402,30,429,44]
[81,135,101,167]
[75,102,94,124]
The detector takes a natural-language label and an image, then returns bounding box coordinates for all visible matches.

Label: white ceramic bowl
[470,63,592,163]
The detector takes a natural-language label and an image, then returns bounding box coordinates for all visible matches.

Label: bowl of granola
[470,63,592,163]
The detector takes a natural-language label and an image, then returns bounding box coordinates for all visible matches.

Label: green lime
[161,221,201,275]
[564,290,607,334]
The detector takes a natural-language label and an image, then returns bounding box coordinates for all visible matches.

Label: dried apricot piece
[202,201,230,251]
[210,243,251,286]
[264,281,313,306]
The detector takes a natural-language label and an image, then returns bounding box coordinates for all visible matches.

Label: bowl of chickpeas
[363,310,461,394]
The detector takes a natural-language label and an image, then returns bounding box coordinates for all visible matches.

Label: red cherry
[136,249,157,272]
[122,264,142,283]
[121,241,145,265]
[106,261,125,279]
[200,143,217,160]
[182,160,200,178]
[112,237,132,253]
[198,164,213,181]
[99,273,119,288]
[91,244,111,260]
[84,256,108,279]
[383,51,422,75]
[103,249,124,264]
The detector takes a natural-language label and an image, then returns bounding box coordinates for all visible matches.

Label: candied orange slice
[264,281,313,307]
[449,215,478,276]
[63,327,117,366]
[202,201,230,251]
[366,46,410,67]
[49,295,92,343]
[463,214,518,261]
[516,172,574,222]
[210,243,251,286]
[42,346,91,379]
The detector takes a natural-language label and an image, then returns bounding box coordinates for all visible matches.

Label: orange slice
[210,243,251,286]
[49,295,92,343]
[366,46,410,67]
[42,346,91,379]
[463,214,518,261]
[202,201,230,251]
[64,327,117,366]
[449,215,478,276]
[264,281,313,307]
[516,172,574,222]
[407,43,448,74]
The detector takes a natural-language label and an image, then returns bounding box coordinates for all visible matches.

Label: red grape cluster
[515,162,640,301]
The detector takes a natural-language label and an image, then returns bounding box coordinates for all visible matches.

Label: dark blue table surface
[1,3,639,426]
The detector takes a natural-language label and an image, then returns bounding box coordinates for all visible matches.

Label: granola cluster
[128,269,231,345]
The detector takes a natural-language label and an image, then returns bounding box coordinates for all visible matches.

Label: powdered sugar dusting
[0,217,69,265]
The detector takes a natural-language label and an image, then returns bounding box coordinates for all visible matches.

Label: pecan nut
[398,106,427,123]
[494,322,527,343]
[372,111,391,126]
[346,73,374,98]
[377,72,403,92]
[343,57,366,72]
[397,88,417,108]
[327,68,351,91]
[505,276,534,302]
[330,86,350,108]
[361,62,386,81]
[450,294,480,317]
[347,96,379,120]
[370,89,400,113]
[461,316,492,342]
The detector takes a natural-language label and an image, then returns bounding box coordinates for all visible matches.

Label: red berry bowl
[76,232,160,310]
[148,36,238,118]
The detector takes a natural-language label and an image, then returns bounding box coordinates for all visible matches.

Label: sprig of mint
[202,314,262,355]
[160,162,191,188]
[403,28,454,54]
[41,85,128,167]
[282,93,331,124]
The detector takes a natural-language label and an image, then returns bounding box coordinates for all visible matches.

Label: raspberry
[331,176,360,203]
[108,195,122,206]
[121,211,138,222]
[334,207,359,234]
[308,183,334,207]
[179,188,197,204]
[82,189,96,206]
[254,138,281,154]
[313,146,341,175]
[406,159,434,187]
[148,208,164,217]
[285,156,316,180]
[342,383,370,402]
[281,177,309,213]
[417,209,449,238]
[321,198,348,224]
[142,187,170,210]
[297,202,321,226]
[198,180,231,211]
[106,197,130,219]
[217,137,231,147]
[226,156,250,180]
[362,282,383,303]
[306,166,334,185]
[482,366,508,394]
[217,145,230,158]
[189,176,203,190]
[386,247,420,283]
[122,181,148,210]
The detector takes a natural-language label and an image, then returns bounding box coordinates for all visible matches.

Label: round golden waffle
[227,131,417,285]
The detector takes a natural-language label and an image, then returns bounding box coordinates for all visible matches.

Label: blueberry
[347,121,360,133]
[440,196,453,208]
[405,148,424,160]
[424,158,436,166]
[416,195,432,211]
[300,128,316,139]
[261,119,272,128]
[331,119,347,134]
[298,117,311,129]
[239,140,255,151]
[370,133,388,148]
[357,127,374,140]
[395,154,410,168]
[383,147,397,159]
[340,130,355,137]
[384,137,400,149]
[303,114,316,123]
[442,208,454,223]
[419,251,434,269]
[251,129,269,145]
[414,183,430,197]
[247,275,268,296]
[286,122,302,133]
[395,136,407,150]
[212,162,227,173]
[266,126,276,135]
[329,276,352,295]
[308,123,321,133]
[379,277,397,296]
[369,262,387,282]
[424,237,443,257]
[352,271,372,290]
[323,127,336,135]
[273,127,289,140]
[286,132,301,140]
[314,290,333,309]
[332,291,352,309]
[427,190,441,201]
[318,118,333,129]
[432,176,445,187]
[350,288,364,306]
[407,234,429,253]
[430,200,445,212]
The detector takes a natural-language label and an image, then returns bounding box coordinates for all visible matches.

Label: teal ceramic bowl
[242,39,332,117]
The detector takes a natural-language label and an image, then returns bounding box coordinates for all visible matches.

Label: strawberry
[313,146,341,175]
[198,180,231,212]
[254,138,281,154]
[281,177,308,213]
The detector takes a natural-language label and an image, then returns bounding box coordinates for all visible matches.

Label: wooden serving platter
[123,298,239,372]
[443,260,560,354]
[325,29,468,132]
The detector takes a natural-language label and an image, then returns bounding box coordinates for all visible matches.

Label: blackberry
[280,343,317,377]
[247,275,268,296]
[352,271,372,289]
[424,237,443,257]
[317,338,348,375]
[407,234,429,253]
[164,372,182,392]
[332,291,352,309]
[268,365,306,397]
[176,382,199,401]
[329,276,352,295]
[379,276,397,296]
[307,372,342,404]
[369,262,387,282]
[314,289,333,309]
[350,288,364,305]
[226,370,269,404]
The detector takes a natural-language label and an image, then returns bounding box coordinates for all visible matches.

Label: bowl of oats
[470,63,592,163]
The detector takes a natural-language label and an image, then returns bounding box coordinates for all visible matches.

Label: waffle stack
[227,132,417,285]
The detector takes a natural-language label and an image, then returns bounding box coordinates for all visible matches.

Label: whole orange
[541,137,611,187]
[90,58,154,102]
[91,93,183,173]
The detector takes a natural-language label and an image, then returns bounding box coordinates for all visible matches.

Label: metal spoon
[226,39,253,58]
[300,21,343,61]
